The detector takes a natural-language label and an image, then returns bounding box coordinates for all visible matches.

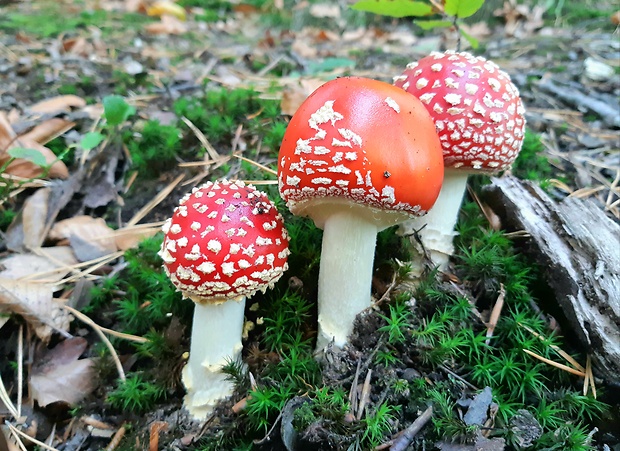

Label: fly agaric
[158,179,289,419]
[394,50,526,271]
[278,76,444,351]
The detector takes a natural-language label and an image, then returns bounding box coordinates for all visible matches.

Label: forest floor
[0,1,619,450]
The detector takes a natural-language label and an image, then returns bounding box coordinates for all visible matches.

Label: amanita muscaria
[159,179,289,419]
[278,76,444,351]
[394,50,526,272]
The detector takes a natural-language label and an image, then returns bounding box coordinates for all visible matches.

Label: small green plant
[362,402,400,447]
[245,383,294,432]
[352,0,486,48]
[378,300,412,344]
[293,387,351,431]
[124,120,182,178]
[107,374,165,414]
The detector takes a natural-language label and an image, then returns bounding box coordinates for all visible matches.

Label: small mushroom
[394,51,526,272]
[278,76,444,351]
[159,179,290,419]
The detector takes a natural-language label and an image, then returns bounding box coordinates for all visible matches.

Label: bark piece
[483,176,620,383]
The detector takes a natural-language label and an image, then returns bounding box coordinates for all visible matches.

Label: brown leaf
[29,95,86,114]
[0,426,20,451]
[0,278,71,341]
[21,187,51,249]
[49,216,118,261]
[114,226,159,251]
[0,113,69,179]
[20,118,75,145]
[29,337,96,407]
[280,78,325,116]
[145,14,188,35]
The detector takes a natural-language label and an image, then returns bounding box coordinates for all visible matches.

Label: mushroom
[394,51,526,272]
[278,76,444,351]
[158,179,290,419]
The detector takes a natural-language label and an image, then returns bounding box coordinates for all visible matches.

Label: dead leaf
[21,187,50,249]
[612,11,620,25]
[20,118,75,145]
[145,14,188,35]
[280,78,325,116]
[0,113,69,179]
[61,36,93,57]
[147,0,186,20]
[29,95,86,114]
[114,226,159,251]
[125,0,147,13]
[0,426,20,451]
[49,216,118,261]
[29,337,96,407]
[0,278,71,341]
[0,247,78,282]
[292,38,318,58]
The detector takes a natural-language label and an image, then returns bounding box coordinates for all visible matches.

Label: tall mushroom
[158,179,290,419]
[394,51,526,272]
[278,76,444,351]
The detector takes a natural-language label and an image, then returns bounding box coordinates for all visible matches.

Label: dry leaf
[145,14,188,35]
[0,278,71,341]
[29,337,96,407]
[0,426,20,451]
[0,113,69,179]
[22,187,50,249]
[0,247,78,282]
[612,11,620,25]
[49,216,118,261]
[29,95,86,114]
[114,226,159,251]
[20,118,75,145]
[147,0,186,20]
[280,78,325,116]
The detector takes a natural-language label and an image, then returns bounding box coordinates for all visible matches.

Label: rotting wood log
[482,175,620,384]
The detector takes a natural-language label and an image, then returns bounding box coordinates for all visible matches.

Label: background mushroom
[278,76,444,351]
[394,51,526,273]
[159,179,290,419]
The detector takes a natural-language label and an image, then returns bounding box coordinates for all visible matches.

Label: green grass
[0,4,154,38]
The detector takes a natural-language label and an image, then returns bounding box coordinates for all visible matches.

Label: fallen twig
[62,305,126,381]
[485,284,506,345]
[104,424,127,451]
[376,405,433,451]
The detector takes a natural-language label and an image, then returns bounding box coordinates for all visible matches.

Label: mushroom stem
[182,297,246,420]
[399,169,469,273]
[316,209,379,351]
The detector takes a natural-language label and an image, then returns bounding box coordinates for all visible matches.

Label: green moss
[512,129,554,181]
[125,120,182,179]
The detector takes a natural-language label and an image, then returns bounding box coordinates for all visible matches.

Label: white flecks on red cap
[394,50,526,173]
[158,180,290,304]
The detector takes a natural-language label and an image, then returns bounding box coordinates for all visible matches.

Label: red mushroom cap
[159,180,290,304]
[278,76,444,225]
[394,51,526,172]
